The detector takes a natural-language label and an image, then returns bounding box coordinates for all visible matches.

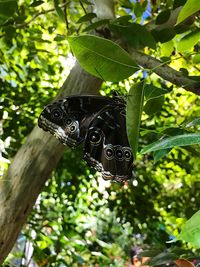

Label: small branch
[130,49,200,95]
[63,0,69,29]
[80,1,87,14]
[14,2,69,28]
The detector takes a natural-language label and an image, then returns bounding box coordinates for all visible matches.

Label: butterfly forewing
[38,96,114,147]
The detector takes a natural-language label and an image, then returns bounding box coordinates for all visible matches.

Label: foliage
[126,81,145,158]
[68,35,139,81]
[1,0,200,266]
[177,210,200,247]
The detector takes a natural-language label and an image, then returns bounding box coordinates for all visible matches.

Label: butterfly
[38,95,133,182]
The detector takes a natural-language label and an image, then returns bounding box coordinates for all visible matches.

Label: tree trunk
[0,62,102,264]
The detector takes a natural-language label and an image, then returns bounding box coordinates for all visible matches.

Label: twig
[14,2,70,28]
[79,1,87,14]
[63,0,69,29]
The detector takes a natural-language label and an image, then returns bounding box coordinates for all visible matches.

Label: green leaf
[192,54,200,64]
[0,0,17,21]
[83,19,110,32]
[147,252,177,266]
[143,85,167,115]
[126,81,145,158]
[114,15,132,24]
[177,210,200,247]
[68,35,139,82]
[144,95,165,115]
[139,249,162,258]
[30,0,44,7]
[121,0,133,9]
[134,0,148,18]
[176,0,200,25]
[177,29,200,52]
[80,0,92,4]
[185,117,200,127]
[77,13,97,23]
[153,148,171,163]
[144,84,168,101]
[141,133,200,154]
[54,34,66,41]
[54,0,65,22]
[109,23,156,50]
[156,10,171,25]
[152,27,176,43]
[160,41,174,57]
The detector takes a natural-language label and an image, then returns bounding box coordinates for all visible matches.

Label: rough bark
[0,62,102,264]
[130,49,200,95]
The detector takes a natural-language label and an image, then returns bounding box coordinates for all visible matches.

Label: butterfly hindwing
[38,95,133,182]
[84,106,133,182]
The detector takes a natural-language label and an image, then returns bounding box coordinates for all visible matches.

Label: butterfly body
[38,95,133,182]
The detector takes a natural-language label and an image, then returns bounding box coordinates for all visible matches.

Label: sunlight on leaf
[177,29,200,52]
[176,0,200,25]
[68,35,139,82]
[153,148,171,163]
[126,81,145,158]
[177,210,200,247]
[141,133,200,154]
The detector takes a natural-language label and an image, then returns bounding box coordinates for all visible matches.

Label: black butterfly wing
[83,106,133,182]
[38,96,114,148]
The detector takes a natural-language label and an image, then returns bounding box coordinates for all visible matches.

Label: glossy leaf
[0,0,17,21]
[77,13,97,23]
[144,84,168,101]
[29,0,44,7]
[160,41,174,57]
[177,29,200,52]
[152,27,176,43]
[177,210,200,247]
[109,23,156,49]
[139,249,162,257]
[192,54,200,64]
[185,117,200,127]
[68,35,139,82]
[83,19,109,32]
[126,81,145,158]
[156,10,171,25]
[141,133,200,154]
[147,252,177,266]
[143,84,168,115]
[153,148,171,163]
[54,0,65,21]
[144,95,165,115]
[176,0,200,25]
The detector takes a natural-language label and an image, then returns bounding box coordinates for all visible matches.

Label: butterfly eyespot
[124,150,131,159]
[66,118,72,125]
[51,108,62,120]
[105,147,114,159]
[89,130,102,144]
[115,148,123,160]
[70,125,76,132]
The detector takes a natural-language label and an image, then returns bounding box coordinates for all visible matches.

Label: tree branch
[0,62,102,264]
[131,49,200,95]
